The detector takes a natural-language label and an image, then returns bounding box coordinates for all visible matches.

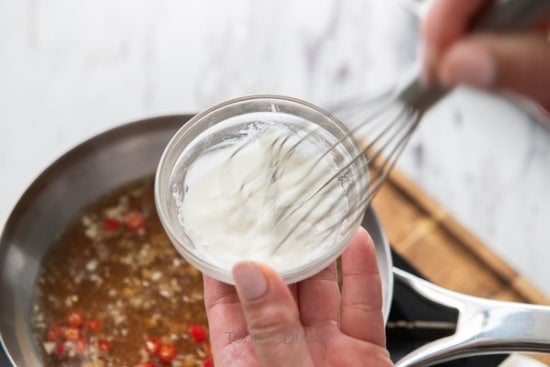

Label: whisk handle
[472,0,550,32]
[398,0,550,113]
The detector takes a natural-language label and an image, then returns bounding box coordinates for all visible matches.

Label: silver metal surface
[394,268,550,367]
[363,206,394,323]
[0,116,195,366]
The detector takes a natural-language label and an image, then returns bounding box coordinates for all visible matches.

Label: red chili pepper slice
[63,327,81,341]
[97,339,112,354]
[87,318,100,332]
[145,336,160,355]
[125,211,145,232]
[137,363,156,367]
[66,309,84,328]
[54,342,65,358]
[104,218,120,231]
[188,324,207,343]
[203,358,214,367]
[158,342,176,363]
[45,324,62,341]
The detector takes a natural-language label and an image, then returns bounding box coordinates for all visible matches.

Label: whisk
[231,0,550,252]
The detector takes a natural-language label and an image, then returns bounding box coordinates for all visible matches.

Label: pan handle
[393,268,550,367]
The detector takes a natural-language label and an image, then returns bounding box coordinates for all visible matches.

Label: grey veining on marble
[400,89,550,293]
[1,0,549,302]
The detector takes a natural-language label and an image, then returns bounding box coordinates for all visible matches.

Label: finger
[298,262,340,328]
[422,0,488,52]
[288,282,299,305]
[438,33,550,103]
[340,227,386,347]
[233,262,315,367]
[203,275,248,350]
[421,0,489,80]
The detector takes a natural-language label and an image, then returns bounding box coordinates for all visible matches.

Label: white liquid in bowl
[175,124,349,273]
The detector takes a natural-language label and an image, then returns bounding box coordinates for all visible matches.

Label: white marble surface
[1,0,550,304]
[1,1,550,366]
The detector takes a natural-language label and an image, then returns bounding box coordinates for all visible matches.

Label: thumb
[437,33,550,106]
[232,262,314,367]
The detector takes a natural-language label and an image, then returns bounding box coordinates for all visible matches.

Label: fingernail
[233,262,268,301]
[442,46,496,89]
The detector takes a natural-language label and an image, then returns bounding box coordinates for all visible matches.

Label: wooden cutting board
[372,169,550,365]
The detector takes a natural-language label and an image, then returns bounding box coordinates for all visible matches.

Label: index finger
[203,275,248,349]
[422,0,489,58]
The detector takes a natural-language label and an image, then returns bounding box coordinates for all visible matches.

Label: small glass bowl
[155,95,369,284]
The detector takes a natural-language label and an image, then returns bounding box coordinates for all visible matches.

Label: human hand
[422,0,550,110]
[203,227,393,367]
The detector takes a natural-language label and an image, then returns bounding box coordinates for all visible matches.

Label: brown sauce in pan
[31,178,213,367]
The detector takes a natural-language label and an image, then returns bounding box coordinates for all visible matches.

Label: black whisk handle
[472,0,550,32]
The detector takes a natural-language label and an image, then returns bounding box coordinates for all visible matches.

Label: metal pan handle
[393,268,550,367]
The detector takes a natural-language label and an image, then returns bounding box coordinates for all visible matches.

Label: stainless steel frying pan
[0,116,549,367]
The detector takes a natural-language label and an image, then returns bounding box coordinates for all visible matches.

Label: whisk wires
[224,92,421,254]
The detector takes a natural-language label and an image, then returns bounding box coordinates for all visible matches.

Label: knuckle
[246,303,297,337]
[348,299,383,317]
